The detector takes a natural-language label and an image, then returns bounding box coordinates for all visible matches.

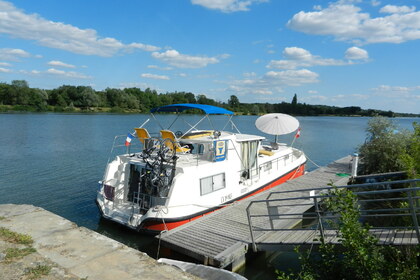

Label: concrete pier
[0,204,198,280]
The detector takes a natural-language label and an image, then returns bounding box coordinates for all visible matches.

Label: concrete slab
[0,204,199,280]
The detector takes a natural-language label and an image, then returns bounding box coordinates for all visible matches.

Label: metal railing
[246,179,420,252]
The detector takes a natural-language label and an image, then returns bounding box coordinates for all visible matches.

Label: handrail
[247,179,420,252]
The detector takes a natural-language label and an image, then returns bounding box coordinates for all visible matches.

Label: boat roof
[150,103,234,115]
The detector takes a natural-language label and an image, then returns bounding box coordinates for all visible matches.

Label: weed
[0,227,33,245]
[3,247,36,262]
[25,264,51,279]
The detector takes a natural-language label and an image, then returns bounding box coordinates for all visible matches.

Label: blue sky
[0,0,419,113]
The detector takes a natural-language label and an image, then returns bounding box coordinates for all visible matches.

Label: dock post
[351,153,359,177]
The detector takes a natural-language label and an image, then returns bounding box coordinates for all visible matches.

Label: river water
[0,113,417,279]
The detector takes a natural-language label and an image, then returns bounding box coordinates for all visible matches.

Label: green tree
[291,94,297,106]
[400,122,420,178]
[358,117,411,174]
[228,95,240,109]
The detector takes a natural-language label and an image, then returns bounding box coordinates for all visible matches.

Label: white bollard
[351,153,359,177]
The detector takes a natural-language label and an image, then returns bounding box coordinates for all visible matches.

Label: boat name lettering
[221,193,232,203]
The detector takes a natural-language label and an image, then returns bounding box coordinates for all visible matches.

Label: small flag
[295,127,301,138]
[125,133,134,146]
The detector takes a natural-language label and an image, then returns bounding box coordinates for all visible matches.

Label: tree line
[0,80,416,117]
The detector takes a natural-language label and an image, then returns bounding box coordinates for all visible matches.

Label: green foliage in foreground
[399,122,420,178]
[0,227,33,245]
[25,264,51,279]
[358,117,419,176]
[277,187,419,280]
[3,247,37,263]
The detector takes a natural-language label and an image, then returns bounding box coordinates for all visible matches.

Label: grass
[3,247,37,262]
[0,227,33,245]
[25,264,51,279]
[0,216,5,221]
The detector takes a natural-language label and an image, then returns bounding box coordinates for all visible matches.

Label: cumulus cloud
[268,47,357,70]
[47,60,76,68]
[0,62,12,67]
[287,2,420,44]
[228,69,319,96]
[152,49,222,68]
[264,69,319,86]
[380,5,416,14]
[147,65,173,71]
[372,85,420,98]
[140,73,170,80]
[345,46,369,60]
[0,48,30,61]
[45,68,91,79]
[191,0,267,13]
[0,1,160,56]
[0,67,11,72]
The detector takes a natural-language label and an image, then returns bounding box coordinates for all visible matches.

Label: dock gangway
[246,179,420,252]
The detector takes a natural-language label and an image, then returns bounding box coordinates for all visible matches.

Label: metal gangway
[246,179,420,252]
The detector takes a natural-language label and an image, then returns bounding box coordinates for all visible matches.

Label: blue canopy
[151,103,233,115]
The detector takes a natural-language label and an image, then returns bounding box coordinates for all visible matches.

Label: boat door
[240,140,259,180]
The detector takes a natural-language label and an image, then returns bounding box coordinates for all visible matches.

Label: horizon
[0,0,419,114]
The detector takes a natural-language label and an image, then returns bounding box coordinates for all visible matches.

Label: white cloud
[301,95,328,102]
[127,43,161,52]
[268,47,348,70]
[151,49,221,68]
[141,73,170,80]
[287,2,420,44]
[0,48,30,61]
[0,67,11,72]
[0,1,160,57]
[227,69,319,96]
[147,65,173,71]
[264,69,319,86]
[345,46,369,60]
[380,5,415,14]
[372,84,420,98]
[191,0,267,13]
[46,68,91,79]
[371,1,381,7]
[47,60,76,68]
[0,62,11,67]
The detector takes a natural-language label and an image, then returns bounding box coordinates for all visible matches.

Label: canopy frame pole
[151,113,164,130]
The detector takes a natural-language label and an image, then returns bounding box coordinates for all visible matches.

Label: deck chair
[160,130,190,153]
[134,128,151,144]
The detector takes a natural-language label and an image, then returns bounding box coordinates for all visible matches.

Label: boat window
[263,161,272,171]
[198,144,204,155]
[200,173,225,195]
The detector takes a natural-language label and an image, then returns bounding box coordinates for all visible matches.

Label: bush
[358,117,411,174]
[277,187,419,280]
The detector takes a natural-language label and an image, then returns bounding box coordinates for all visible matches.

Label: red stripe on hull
[140,164,305,232]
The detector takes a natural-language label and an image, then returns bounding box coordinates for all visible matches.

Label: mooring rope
[156,206,169,259]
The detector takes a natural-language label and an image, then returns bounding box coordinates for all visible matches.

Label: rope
[156,206,168,259]
[305,153,321,168]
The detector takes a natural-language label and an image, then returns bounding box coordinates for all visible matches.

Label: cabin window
[263,161,272,171]
[200,173,225,195]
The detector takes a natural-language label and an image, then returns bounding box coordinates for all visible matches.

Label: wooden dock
[159,156,354,269]
[256,228,419,252]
